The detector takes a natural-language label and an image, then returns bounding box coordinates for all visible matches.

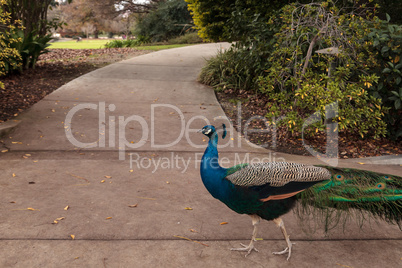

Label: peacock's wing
[298,166,402,230]
[225,162,331,200]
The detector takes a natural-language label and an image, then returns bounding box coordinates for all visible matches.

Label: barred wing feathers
[225,162,331,200]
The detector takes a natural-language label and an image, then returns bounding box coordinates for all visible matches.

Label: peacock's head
[199,124,226,139]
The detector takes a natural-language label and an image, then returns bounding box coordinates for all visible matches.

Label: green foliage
[199,10,280,90]
[185,0,232,41]
[366,18,402,139]
[259,1,387,139]
[167,32,202,44]
[199,48,261,90]
[7,29,52,70]
[135,0,193,42]
[104,36,150,48]
[0,0,22,87]
[185,0,292,41]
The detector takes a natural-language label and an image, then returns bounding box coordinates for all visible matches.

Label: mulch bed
[215,88,402,159]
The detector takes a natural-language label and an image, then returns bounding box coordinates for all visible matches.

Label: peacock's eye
[383,175,391,180]
[376,183,386,189]
[335,174,344,181]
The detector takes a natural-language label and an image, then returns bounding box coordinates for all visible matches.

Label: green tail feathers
[297,166,402,230]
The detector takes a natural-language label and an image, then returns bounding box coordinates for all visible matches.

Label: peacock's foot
[231,242,259,257]
[272,242,295,261]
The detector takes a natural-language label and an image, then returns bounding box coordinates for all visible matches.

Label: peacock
[199,124,402,260]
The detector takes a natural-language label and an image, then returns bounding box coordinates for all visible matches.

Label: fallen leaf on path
[12,173,16,177]
[1,150,8,153]
[128,204,138,208]
[11,141,22,144]
[66,172,90,184]
[104,175,112,179]
[220,222,228,225]
[184,207,193,210]
[100,180,105,183]
[335,264,353,268]
[52,217,65,224]
[173,235,209,247]
[105,217,112,220]
[27,207,40,211]
[137,196,156,200]
[64,206,69,210]
[190,229,197,233]
[70,234,75,240]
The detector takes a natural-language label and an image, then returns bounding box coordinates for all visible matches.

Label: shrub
[366,16,402,139]
[199,10,280,91]
[258,1,387,139]
[0,0,22,87]
[8,29,52,70]
[168,32,202,44]
[199,47,265,90]
[104,37,150,48]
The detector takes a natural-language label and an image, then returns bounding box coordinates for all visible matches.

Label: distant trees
[135,0,192,42]
[56,0,113,37]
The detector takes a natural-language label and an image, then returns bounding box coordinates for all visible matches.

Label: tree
[1,0,71,37]
[58,0,105,37]
[111,0,163,14]
[135,0,192,42]
[81,23,96,38]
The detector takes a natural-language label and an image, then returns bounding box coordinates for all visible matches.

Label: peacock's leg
[231,214,260,257]
[272,217,295,261]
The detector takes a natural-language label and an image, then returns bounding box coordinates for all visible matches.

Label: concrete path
[0,43,401,268]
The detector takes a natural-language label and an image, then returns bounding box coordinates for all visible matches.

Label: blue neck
[200,133,230,200]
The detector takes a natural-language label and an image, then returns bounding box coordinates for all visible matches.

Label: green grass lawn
[49,39,193,51]
[49,40,109,49]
